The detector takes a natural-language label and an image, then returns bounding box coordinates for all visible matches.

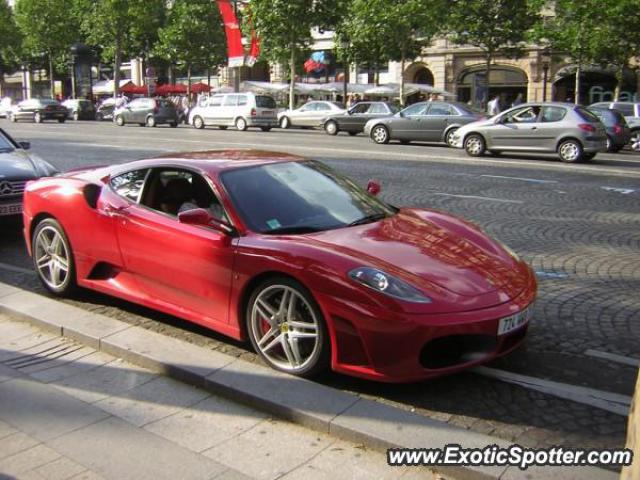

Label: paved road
[1,119,639,456]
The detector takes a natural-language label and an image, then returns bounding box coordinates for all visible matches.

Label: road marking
[535,271,569,279]
[0,262,35,275]
[473,366,631,416]
[481,175,558,184]
[433,193,523,204]
[63,142,170,152]
[585,349,640,367]
[601,186,636,194]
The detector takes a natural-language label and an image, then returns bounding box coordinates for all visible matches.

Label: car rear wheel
[115,115,125,126]
[348,131,358,136]
[34,112,42,123]
[169,121,178,128]
[324,120,338,135]
[246,277,329,378]
[630,130,640,151]
[235,117,248,131]
[73,112,79,121]
[371,125,390,144]
[193,116,204,129]
[95,112,103,121]
[146,116,156,127]
[558,139,583,163]
[32,219,77,296]
[58,118,65,123]
[280,116,290,129]
[464,134,486,156]
[445,128,458,147]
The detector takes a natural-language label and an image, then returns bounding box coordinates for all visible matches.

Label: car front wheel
[146,116,156,127]
[630,130,640,151]
[370,125,390,144]
[464,134,486,156]
[445,127,459,147]
[280,116,290,129]
[32,218,77,296]
[246,277,330,378]
[34,112,42,123]
[558,139,583,163]
[235,117,248,131]
[193,116,204,129]
[324,120,338,135]
[115,115,125,126]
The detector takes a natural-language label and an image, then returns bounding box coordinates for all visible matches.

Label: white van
[188,93,278,131]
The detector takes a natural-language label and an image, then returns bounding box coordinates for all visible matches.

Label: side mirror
[367,180,381,196]
[18,141,30,150]
[178,208,235,235]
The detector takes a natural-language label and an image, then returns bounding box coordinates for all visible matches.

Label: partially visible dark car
[114,97,179,127]
[95,98,116,121]
[322,101,399,136]
[589,101,640,151]
[62,99,96,121]
[0,128,58,218]
[587,107,631,152]
[364,101,485,146]
[9,98,68,123]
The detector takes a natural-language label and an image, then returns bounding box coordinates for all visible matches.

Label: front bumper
[317,273,537,383]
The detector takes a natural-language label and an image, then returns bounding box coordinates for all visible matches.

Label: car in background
[0,97,13,118]
[188,92,278,131]
[278,101,345,129]
[9,98,68,123]
[450,102,607,163]
[322,101,399,136]
[114,97,179,127]
[364,101,484,146]
[0,128,58,217]
[587,107,631,152]
[22,149,535,382]
[96,98,117,121]
[62,99,96,121]
[589,101,640,150]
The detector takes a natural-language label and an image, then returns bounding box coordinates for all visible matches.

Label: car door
[487,105,542,150]
[422,102,456,142]
[295,102,318,126]
[341,103,371,131]
[392,103,429,141]
[112,167,235,327]
[204,95,224,125]
[221,95,238,125]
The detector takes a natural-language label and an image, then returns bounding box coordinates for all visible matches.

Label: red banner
[216,0,245,67]
[245,6,260,67]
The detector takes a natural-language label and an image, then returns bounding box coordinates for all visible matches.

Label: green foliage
[154,0,226,72]
[0,0,22,77]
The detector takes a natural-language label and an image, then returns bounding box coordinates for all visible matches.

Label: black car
[95,99,116,121]
[9,98,68,123]
[322,101,399,136]
[587,107,631,152]
[0,128,58,218]
[62,99,96,120]
[114,97,179,127]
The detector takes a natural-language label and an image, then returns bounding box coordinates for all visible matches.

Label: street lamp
[541,47,551,102]
[340,38,349,104]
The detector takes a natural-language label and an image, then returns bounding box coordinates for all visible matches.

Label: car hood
[0,150,41,181]
[303,209,530,311]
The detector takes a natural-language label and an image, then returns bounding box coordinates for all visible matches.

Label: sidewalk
[0,316,427,480]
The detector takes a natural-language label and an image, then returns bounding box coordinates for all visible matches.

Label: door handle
[104,204,128,217]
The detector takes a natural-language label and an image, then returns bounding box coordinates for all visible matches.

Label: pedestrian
[429,93,438,101]
[512,93,524,107]
[487,95,501,116]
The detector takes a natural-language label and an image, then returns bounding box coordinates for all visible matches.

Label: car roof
[117,150,307,175]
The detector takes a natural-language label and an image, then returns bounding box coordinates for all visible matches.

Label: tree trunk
[207,68,211,88]
[113,38,122,99]
[49,53,55,98]
[614,66,623,101]
[374,63,380,86]
[574,64,581,105]
[187,64,192,100]
[289,47,296,110]
[399,49,406,107]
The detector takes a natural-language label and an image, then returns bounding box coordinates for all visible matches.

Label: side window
[208,96,223,107]
[427,104,456,116]
[541,106,567,123]
[110,169,149,203]
[316,103,331,111]
[613,103,634,116]
[368,104,386,114]
[350,103,371,114]
[237,95,248,106]
[402,103,427,116]
[222,95,238,107]
[301,103,316,112]
[504,106,540,124]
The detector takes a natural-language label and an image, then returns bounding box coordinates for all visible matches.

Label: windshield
[221,160,396,234]
[256,96,276,108]
[0,130,17,152]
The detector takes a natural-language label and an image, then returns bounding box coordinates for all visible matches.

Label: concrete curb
[0,281,616,480]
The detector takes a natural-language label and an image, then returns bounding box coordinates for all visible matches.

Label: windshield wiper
[264,226,322,235]
[348,212,388,227]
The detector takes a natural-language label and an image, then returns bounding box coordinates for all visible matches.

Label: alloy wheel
[371,125,389,144]
[193,116,204,129]
[558,140,582,163]
[464,134,485,156]
[325,121,338,135]
[445,128,458,147]
[34,225,71,291]
[630,131,640,152]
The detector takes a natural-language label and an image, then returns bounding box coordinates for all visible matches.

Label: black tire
[34,112,42,123]
[279,116,290,129]
[58,118,66,123]
[370,125,390,144]
[170,121,178,128]
[347,131,358,136]
[115,115,125,126]
[146,116,156,127]
[464,134,486,156]
[96,112,103,121]
[606,135,615,152]
[235,117,248,131]
[260,126,272,132]
[445,127,458,147]
[324,120,338,136]
[32,218,77,296]
[193,116,205,129]
[557,139,583,163]
[246,276,330,378]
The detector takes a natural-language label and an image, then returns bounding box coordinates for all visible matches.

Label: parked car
[9,98,68,123]
[322,101,399,136]
[587,107,631,152]
[62,99,96,121]
[188,92,278,131]
[364,101,485,146]
[0,128,58,218]
[23,150,535,382]
[114,97,179,127]
[0,97,13,118]
[95,98,117,121]
[450,102,607,163]
[278,101,345,129]
[589,101,640,150]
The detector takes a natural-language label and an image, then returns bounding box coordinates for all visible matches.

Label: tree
[0,0,22,96]
[77,0,166,98]
[248,0,343,109]
[14,0,78,98]
[448,0,542,104]
[154,0,226,98]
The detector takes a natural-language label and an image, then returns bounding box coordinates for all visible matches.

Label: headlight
[348,267,432,303]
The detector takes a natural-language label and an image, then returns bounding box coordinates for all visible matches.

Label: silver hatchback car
[451,102,607,163]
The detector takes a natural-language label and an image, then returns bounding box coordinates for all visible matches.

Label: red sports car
[23,150,536,383]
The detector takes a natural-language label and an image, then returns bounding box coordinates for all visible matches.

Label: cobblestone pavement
[0,121,638,460]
